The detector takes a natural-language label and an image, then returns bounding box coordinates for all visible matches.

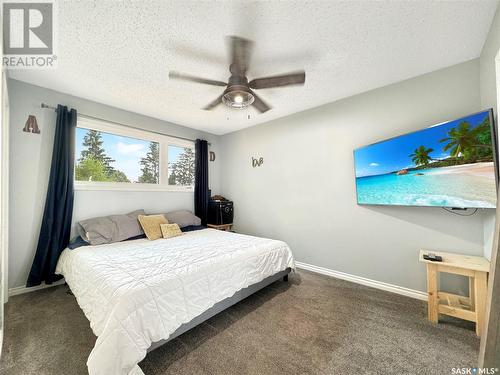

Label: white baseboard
[8,279,65,297]
[8,265,426,301]
[295,261,427,301]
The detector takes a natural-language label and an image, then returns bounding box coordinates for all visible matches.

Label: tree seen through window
[75,128,194,186]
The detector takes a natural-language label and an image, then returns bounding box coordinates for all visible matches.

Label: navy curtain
[27,105,77,287]
[194,139,209,226]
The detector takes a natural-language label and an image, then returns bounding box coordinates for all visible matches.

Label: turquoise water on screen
[356,168,496,208]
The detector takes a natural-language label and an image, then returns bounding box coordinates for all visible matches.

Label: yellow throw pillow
[160,223,183,239]
[138,214,168,240]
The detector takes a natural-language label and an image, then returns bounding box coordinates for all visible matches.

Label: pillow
[160,223,183,239]
[138,214,168,240]
[68,235,89,250]
[78,209,145,245]
[164,210,201,228]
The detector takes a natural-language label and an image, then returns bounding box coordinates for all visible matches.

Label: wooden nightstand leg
[427,263,439,323]
[474,271,487,336]
[469,276,475,307]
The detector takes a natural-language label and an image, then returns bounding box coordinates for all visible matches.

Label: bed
[55,228,295,375]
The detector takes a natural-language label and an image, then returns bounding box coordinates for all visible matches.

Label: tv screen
[353,110,497,208]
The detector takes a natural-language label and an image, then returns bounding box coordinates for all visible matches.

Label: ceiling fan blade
[249,71,305,89]
[228,36,253,76]
[251,91,271,113]
[169,71,227,87]
[203,94,223,110]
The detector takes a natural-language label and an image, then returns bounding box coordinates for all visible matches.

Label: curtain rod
[40,103,210,145]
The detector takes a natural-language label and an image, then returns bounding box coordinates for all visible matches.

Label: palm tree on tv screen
[439,121,477,159]
[410,145,434,166]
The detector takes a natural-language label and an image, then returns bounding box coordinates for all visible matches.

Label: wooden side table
[207,223,233,232]
[419,250,490,336]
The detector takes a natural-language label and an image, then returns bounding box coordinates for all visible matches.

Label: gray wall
[7,79,221,288]
[480,5,500,260]
[220,59,488,294]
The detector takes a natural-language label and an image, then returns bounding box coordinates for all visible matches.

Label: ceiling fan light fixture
[170,36,305,113]
[222,88,254,109]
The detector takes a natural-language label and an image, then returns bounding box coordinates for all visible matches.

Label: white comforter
[56,228,295,375]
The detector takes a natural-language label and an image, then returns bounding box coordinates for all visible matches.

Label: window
[168,145,194,187]
[75,117,195,191]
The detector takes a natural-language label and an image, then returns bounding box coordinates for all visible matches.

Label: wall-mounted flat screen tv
[353,109,497,208]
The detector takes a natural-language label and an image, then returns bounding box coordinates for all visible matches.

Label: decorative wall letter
[23,115,41,134]
[252,157,264,167]
[209,151,216,162]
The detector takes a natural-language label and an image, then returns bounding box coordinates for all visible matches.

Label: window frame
[75,116,195,192]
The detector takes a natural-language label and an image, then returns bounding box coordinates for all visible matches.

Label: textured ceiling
[9,1,499,135]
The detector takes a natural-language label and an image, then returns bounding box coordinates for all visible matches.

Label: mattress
[56,228,295,375]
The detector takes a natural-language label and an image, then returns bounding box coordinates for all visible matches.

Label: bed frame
[147,267,291,352]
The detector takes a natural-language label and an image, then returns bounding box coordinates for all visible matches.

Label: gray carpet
[0,270,479,375]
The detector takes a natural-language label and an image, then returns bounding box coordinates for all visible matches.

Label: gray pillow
[78,209,145,245]
[164,210,201,228]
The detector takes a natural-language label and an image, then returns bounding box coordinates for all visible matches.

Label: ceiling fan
[169,36,306,113]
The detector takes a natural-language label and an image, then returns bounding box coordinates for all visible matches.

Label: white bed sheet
[56,228,295,375]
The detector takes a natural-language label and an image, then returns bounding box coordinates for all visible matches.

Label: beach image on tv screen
[354,110,497,208]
